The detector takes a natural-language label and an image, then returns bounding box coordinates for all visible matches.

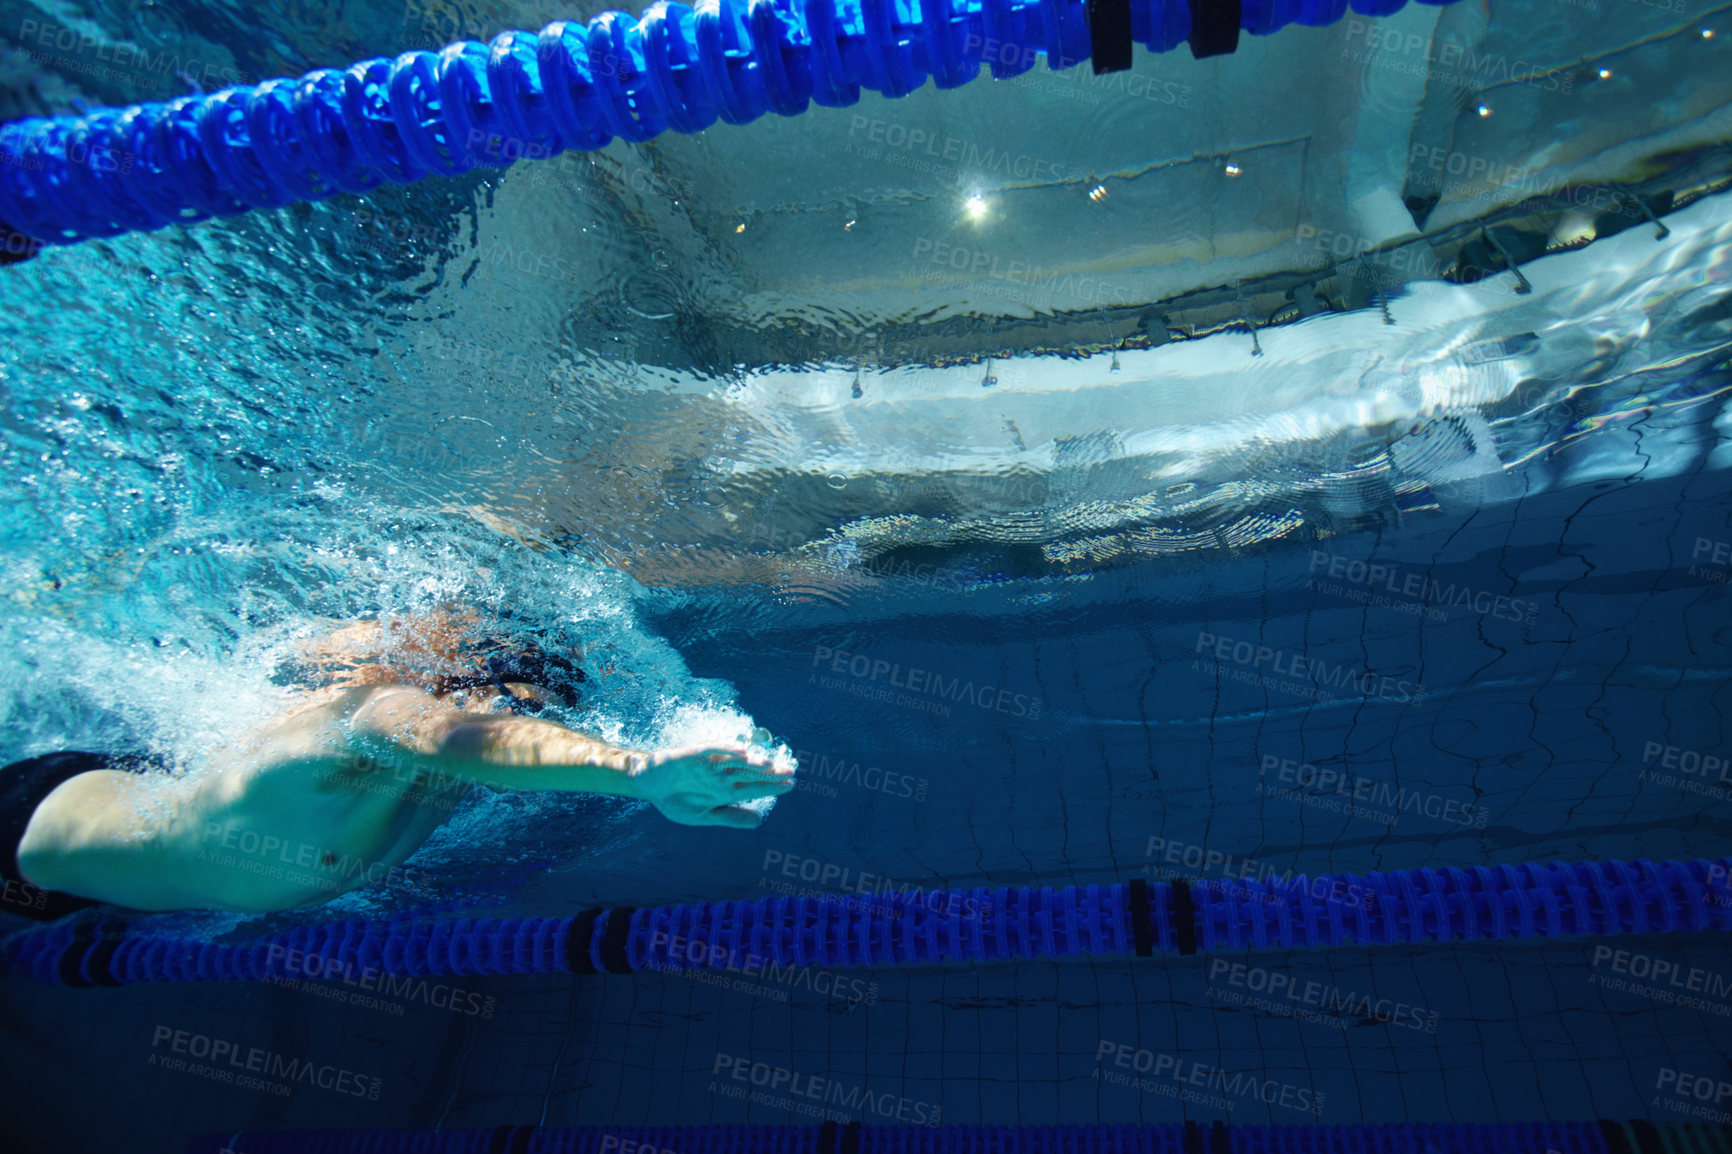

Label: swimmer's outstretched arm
[13,687,792,914]
[352,687,794,828]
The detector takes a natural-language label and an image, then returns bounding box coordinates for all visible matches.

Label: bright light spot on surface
[1598,68,1612,79]
[1704,28,1715,38]
[965,195,988,219]
[1224,164,1242,177]
[843,219,855,231]
[734,222,746,233]
[1088,184,1107,202]
[1477,103,1492,117]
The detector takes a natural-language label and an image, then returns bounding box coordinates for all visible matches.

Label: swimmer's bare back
[15,683,793,913]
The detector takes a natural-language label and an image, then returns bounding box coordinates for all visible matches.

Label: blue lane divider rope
[179,1120,1716,1154]
[0,0,1453,247]
[3,858,1726,988]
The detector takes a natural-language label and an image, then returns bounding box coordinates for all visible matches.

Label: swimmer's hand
[628,744,795,828]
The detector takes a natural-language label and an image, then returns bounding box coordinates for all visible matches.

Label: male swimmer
[0,612,792,921]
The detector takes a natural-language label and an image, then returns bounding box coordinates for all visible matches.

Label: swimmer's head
[436,648,587,713]
[446,681,561,715]
[292,608,585,710]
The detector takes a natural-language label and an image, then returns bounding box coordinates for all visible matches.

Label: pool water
[1,0,1731,1149]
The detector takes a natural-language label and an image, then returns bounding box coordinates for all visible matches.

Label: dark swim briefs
[0,751,154,923]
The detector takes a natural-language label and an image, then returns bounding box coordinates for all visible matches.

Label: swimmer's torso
[16,661,792,914]
[19,686,460,912]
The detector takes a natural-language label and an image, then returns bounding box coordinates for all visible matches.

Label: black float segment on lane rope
[1628,1121,1667,1154]
[1087,0,1134,73]
[1170,877,1198,955]
[1129,877,1155,956]
[1598,1122,1634,1154]
[1186,0,1242,58]
[485,1125,534,1154]
[601,907,637,973]
[86,922,126,987]
[565,908,602,974]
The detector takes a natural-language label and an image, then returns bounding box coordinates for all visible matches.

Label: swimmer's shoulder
[217,684,407,773]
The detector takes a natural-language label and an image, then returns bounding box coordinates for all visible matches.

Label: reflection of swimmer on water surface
[3,609,794,919]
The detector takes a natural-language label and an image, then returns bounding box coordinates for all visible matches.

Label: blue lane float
[3,857,1726,988]
[0,0,1459,247]
[179,1120,1732,1154]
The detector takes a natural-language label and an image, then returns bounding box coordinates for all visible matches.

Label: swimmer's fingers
[639,749,793,824]
[697,750,791,780]
[702,748,775,771]
[730,778,794,799]
[701,804,763,829]
[723,764,793,785]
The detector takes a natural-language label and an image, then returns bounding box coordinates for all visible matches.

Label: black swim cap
[443,646,587,712]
